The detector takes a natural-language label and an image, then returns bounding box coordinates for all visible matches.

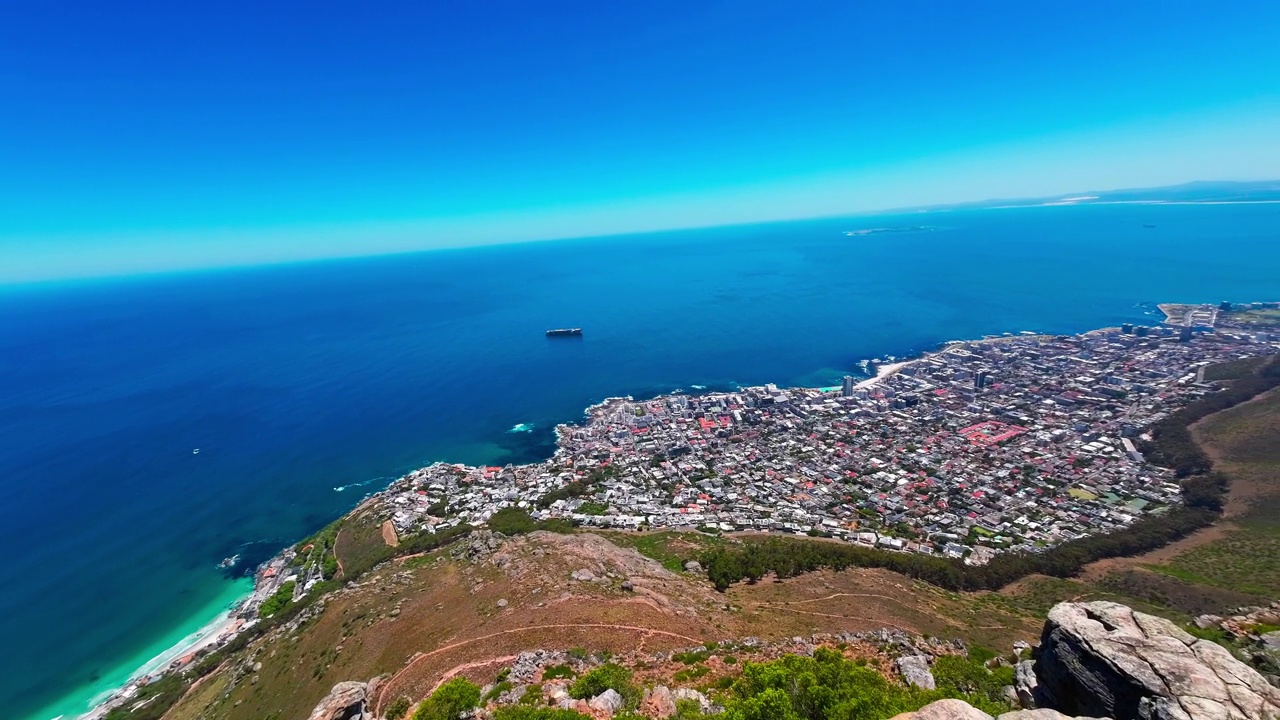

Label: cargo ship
[546,328,583,337]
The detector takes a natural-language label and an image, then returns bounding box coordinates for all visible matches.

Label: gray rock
[896,655,936,690]
[1261,631,1280,652]
[621,579,635,592]
[1195,615,1222,630]
[571,569,596,582]
[889,698,994,719]
[306,680,367,720]
[1016,659,1040,708]
[673,687,712,712]
[588,688,624,715]
[683,560,703,573]
[496,598,508,608]
[1033,601,1280,720]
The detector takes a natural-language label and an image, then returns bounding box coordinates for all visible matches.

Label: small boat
[192,448,200,455]
[546,328,583,337]
[217,554,240,569]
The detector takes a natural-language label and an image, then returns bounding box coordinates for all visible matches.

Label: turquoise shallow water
[2,203,1279,719]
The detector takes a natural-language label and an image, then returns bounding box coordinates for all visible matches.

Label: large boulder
[306,680,368,720]
[589,688,625,715]
[889,698,996,719]
[1033,601,1280,720]
[896,655,937,690]
[642,685,678,718]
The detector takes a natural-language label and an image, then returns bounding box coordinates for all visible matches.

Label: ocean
[2,202,1278,719]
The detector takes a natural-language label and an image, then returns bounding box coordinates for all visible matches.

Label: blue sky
[2,1,1278,282]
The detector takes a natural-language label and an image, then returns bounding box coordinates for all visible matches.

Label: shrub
[493,708,590,720]
[543,663,575,680]
[568,663,639,707]
[722,646,1011,720]
[413,678,481,720]
[386,696,412,720]
[257,581,296,619]
[487,507,539,535]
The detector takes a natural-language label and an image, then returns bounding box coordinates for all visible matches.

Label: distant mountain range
[917,180,1280,211]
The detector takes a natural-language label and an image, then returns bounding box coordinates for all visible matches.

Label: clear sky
[2,1,1278,283]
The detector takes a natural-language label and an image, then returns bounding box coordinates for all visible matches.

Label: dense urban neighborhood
[371,304,1278,569]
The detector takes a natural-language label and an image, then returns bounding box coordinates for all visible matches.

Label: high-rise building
[974,370,990,390]
[841,375,855,397]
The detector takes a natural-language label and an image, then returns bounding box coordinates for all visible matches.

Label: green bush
[674,698,708,719]
[488,507,539,535]
[413,678,481,720]
[542,663,575,679]
[102,675,189,720]
[493,708,590,720]
[931,655,1009,705]
[568,663,639,706]
[520,684,543,705]
[385,696,412,720]
[485,681,514,702]
[721,647,1011,720]
[257,581,296,619]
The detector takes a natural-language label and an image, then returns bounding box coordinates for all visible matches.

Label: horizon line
[6,178,1278,289]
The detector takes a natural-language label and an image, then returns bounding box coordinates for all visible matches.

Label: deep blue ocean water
[3,203,1279,718]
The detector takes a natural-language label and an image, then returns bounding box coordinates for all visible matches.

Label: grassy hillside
[1147,384,1280,597]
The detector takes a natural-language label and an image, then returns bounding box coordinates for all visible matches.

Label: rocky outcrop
[1032,601,1280,720]
[306,680,368,720]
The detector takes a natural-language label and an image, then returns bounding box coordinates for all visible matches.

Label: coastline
[62,337,1007,719]
[32,578,253,720]
[71,312,1261,720]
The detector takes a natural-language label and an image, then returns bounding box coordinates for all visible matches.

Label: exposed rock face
[1016,659,1040,708]
[306,681,368,720]
[1033,601,1280,720]
[896,654,937,689]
